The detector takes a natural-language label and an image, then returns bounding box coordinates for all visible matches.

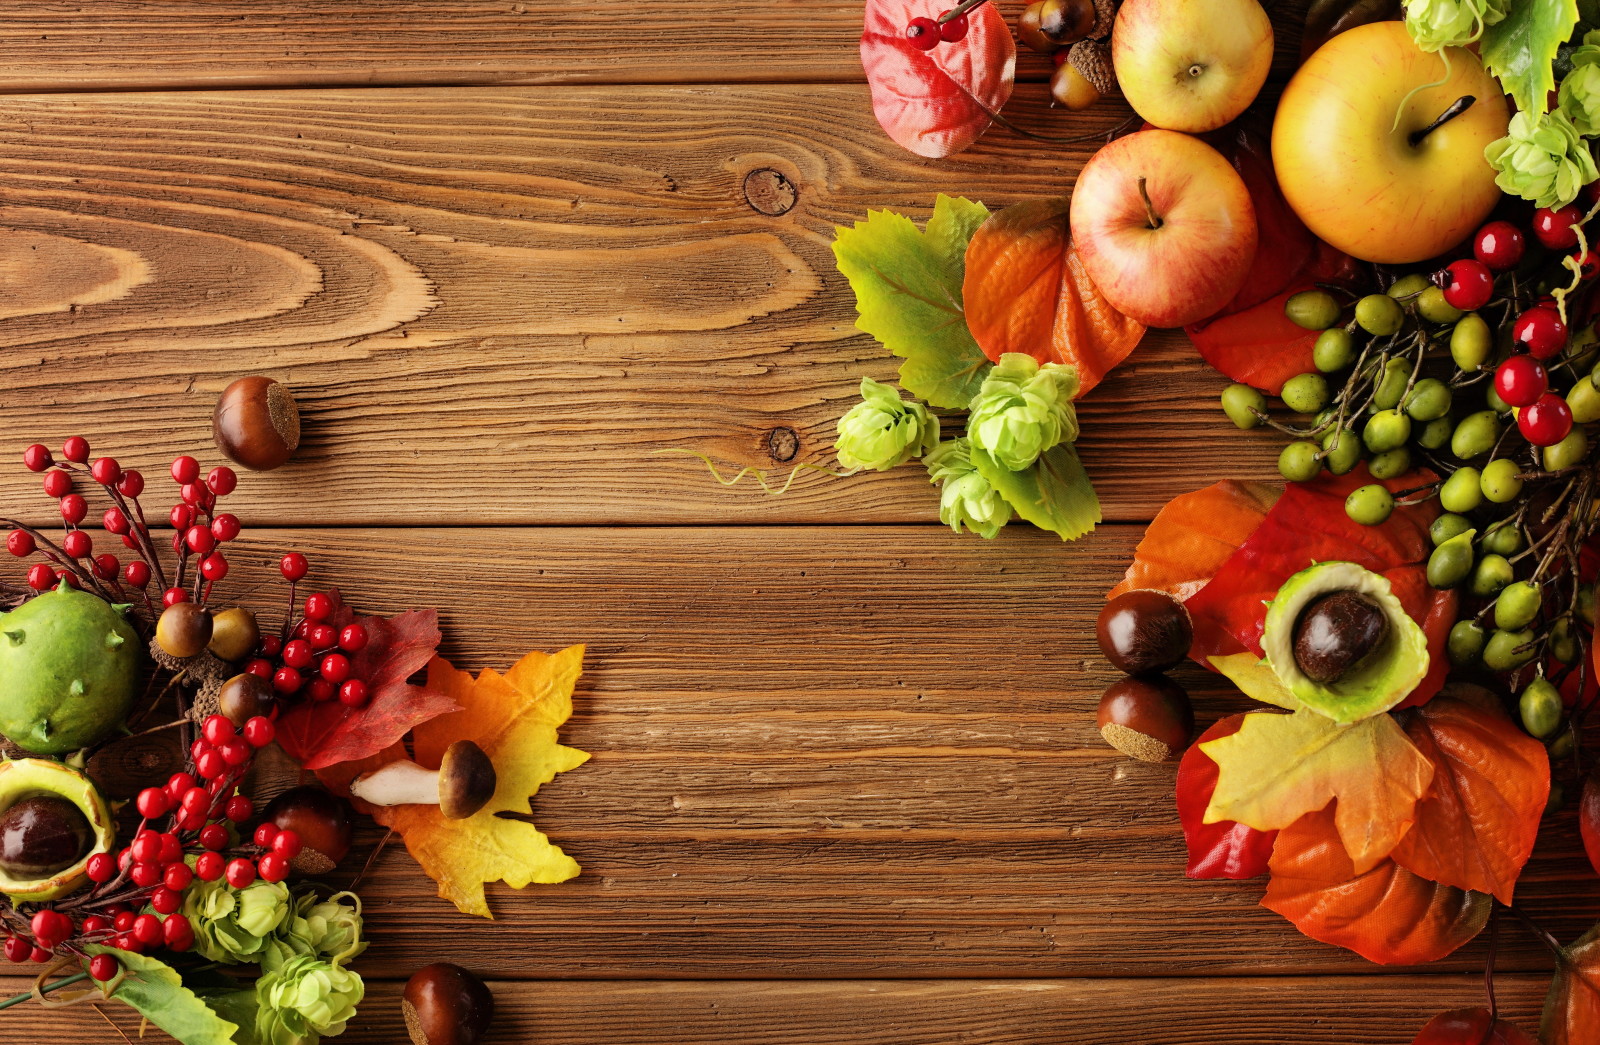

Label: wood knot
[743,168,797,216]
[766,426,800,462]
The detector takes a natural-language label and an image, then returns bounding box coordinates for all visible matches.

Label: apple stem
[1408,95,1476,147]
[1137,177,1162,230]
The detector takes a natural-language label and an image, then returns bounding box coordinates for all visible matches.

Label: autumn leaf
[1209,121,1318,314]
[1208,652,1302,711]
[1176,714,1279,880]
[1480,0,1578,116]
[1202,707,1434,873]
[832,196,995,409]
[1388,692,1549,905]
[860,0,1015,158]
[1541,922,1600,1043]
[334,650,590,918]
[1263,805,1491,965]
[1108,479,1278,604]
[961,198,1146,397]
[970,442,1100,541]
[276,606,460,771]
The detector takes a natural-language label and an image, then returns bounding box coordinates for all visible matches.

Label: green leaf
[832,195,993,409]
[971,443,1100,540]
[87,947,241,1045]
[1482,0,1580,114]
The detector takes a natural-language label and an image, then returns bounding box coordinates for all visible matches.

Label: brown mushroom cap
[437,741,496,820]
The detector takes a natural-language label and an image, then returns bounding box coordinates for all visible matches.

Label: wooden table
[0,2,1593,1041]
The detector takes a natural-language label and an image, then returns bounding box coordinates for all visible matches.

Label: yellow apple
[1272,20,1509,265]
[1112,0,1274,133]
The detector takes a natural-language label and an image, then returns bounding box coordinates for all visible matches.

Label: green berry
[1551,732,1577,760]
[1568,377,1600,423]
[1312,328,1356,372]
[1320,428,1363,475]
[1429,513,1473,546]
[1482,628,1537,671]
[1416,286,1464,325]
[1355,294,1405,336]
[1345,483,1394,526]
[1547,781,1566,815]
[1387,273,1432,300]
[1579,583,1597,625]
[1221,383,1267,430]
[1447,619,1485,665]
[1278,440,1323,483]
[1480,458,1524,503]
[1482,520,1523,556]
[1402,378,1452,421]
[1518,678,1563,739]
[1416,416,1453,450]
[1543,427,1588,471]
[1372,358,1411,409]
[1281,372,1330,415]
[1450,410,1500,459]
[1368,446,1411,479]
[1494,580,1542,630]
[1439,467,1484,513]
[1363,409,1411,452]
[1551,619,1579,663]
[1450,313,1492,371]
[1426,530,1477,589]
[1469,553,1514,598]
[1486,382,1513,414]
[1285,290,1342,331]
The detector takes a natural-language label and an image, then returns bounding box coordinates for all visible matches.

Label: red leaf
[1209,122,1317,313]
[276,607,460,771]
[1108,479,1279,604]
[1262,805,1491,965]
[961,198,1146,396]
[860,0,1015,159]
[1177,714,1278,880]
[1183,466,1457,707]
[1388,692,1550,904]
[1410,1008,1537,1045]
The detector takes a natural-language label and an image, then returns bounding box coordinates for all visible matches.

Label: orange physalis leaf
[961,198,1146,396]
[1389,691,1550,905]
[1541,923,1600,1044]
[1263,805,1491,965]
[1201,707,1434,873]
[1108,479,1279,604]
[334,649,591,918]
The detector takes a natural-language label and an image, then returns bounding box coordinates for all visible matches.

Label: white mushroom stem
[350,761,440,807]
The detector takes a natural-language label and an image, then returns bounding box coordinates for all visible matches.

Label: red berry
[185,525,215,555]
[307,623,337,650]
[257,852,290,883]
[180,785,211,816]
[219,737,251,766]
[133,914,164,946]
[21,444,51,472]
[244,657,274,679]
[85,852,116,883]
[196,749,228,780]
[136,787,171,819]
[199,824,230,851]
[132,860,164,887]
[1573,248,1600,281]
[88,458,120,486]
[124,560,151,588]
[150,887,182,915]
[163,913,194,951]
[102,506,129,535]
[225,858,256,888]
[92,553,119,580]
[303,592,333,621]
[254,823,281,848]
[54,570,78,590]
[117,469,144,498]
[1513,306,1567,359]
[260,634,282,657]
[112,911,137,933]
[1534,205,1583,249]
[62,530,91,559]
[162,587,189,608]
[1439,258,1494,311]
[194,851,225,882]
[271,829,303,860]
[206,466,237,496]
[904,15,941,48]
[6,530,34,557]
[282,638,313,668]
[210,513,241,542]
[158,832,183,864]
[31,910,70,947]
[279,552,309,581]
[243,716,276,748]
[131,831,163,865]
[61,436,90,463]
[319,652,351,683]
[41,469,71,498]
[1474,220,1526,271]
[59,494,87,525]
[337,624,369,652]
[938,9,968,41]
[293,618,311,638]
[2,936,28,963]
[110,935,139,954]
[272,666,304,695]
[225,795,254,822]
[121,534,139,550]
[1520,392,1574,446]
[164,863,193,891]
[166,772,197,801]
[202,715,233,746]
[82,915,111,935]
[169,504,194,530]
[88,954,119,982]
[338,679,369,707]
[180,482,207,507]
[28,945,51,963]
[170,456,200,485]
[1495,354,1548,407]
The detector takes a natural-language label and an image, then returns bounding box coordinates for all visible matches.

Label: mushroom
[350,741,496,820]
[402,963,494,1045]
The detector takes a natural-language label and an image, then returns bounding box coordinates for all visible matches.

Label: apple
[1070,129,1258,328]
[1112,0,1274,133]
[1272,20,1509,265]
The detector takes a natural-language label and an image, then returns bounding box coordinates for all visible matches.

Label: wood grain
[0,974,1561,1044]
[0,86,1284,528]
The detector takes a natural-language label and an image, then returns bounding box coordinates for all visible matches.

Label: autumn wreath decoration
[0,414,587,1043]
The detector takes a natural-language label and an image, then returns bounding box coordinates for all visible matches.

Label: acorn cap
[1090,0,1117,38]
[438,741,497,820]
[1068,38,1117,97]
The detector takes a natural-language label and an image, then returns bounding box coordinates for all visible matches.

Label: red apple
[1069,129,1257,328]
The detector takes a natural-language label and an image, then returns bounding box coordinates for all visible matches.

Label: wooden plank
[44,525,1578,979]
[0,85,1280,527]
[0,974,1558,1044]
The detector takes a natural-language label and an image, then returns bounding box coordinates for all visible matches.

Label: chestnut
[1096,590,1193,675]
[217,672,277,727]
[214,376,300,471]
[1096,676,1194,763]
[263,785,355,874]
[0,795,92,877]
[155,602,213,660]
[1293,590,1388,684]
[402,963,494,1045]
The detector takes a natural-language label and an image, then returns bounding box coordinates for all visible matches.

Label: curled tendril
[1552,199,1600,325]
[652,449,858,495]
[1391,49,1453,134]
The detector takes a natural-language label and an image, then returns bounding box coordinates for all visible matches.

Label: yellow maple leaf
[365,647,590,917]
[1201,707,1434,873]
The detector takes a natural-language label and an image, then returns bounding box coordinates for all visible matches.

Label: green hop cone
[270,890,367,971]
[834,377,939,472]
[1403,0,1506,50]
[924,438,1010,539]
[253,954,364,1045]
[182,870,293,965]
[1562,32,1600,137]
[1485,110,1600,210]
[965,352,1080,472]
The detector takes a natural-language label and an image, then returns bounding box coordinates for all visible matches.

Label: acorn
[1088,0,1117,39]
[155,602,212,660]
[214,376,300,471]
[1097,676,1194,763]
[1066,38,1117,102]
[207,607,260,662]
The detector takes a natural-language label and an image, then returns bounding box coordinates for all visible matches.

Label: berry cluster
[237,557,372,707]
[903,8,969,50]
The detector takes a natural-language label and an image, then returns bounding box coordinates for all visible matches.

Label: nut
[213,376,300,471]
[1096,676,1194,762]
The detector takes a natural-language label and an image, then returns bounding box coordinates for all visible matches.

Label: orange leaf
[1541,923,1600,1044]
[1389,691,1550,905]
[1108,479,1279,603]
[1263,805,1490,965]
[962,198,1146,396]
